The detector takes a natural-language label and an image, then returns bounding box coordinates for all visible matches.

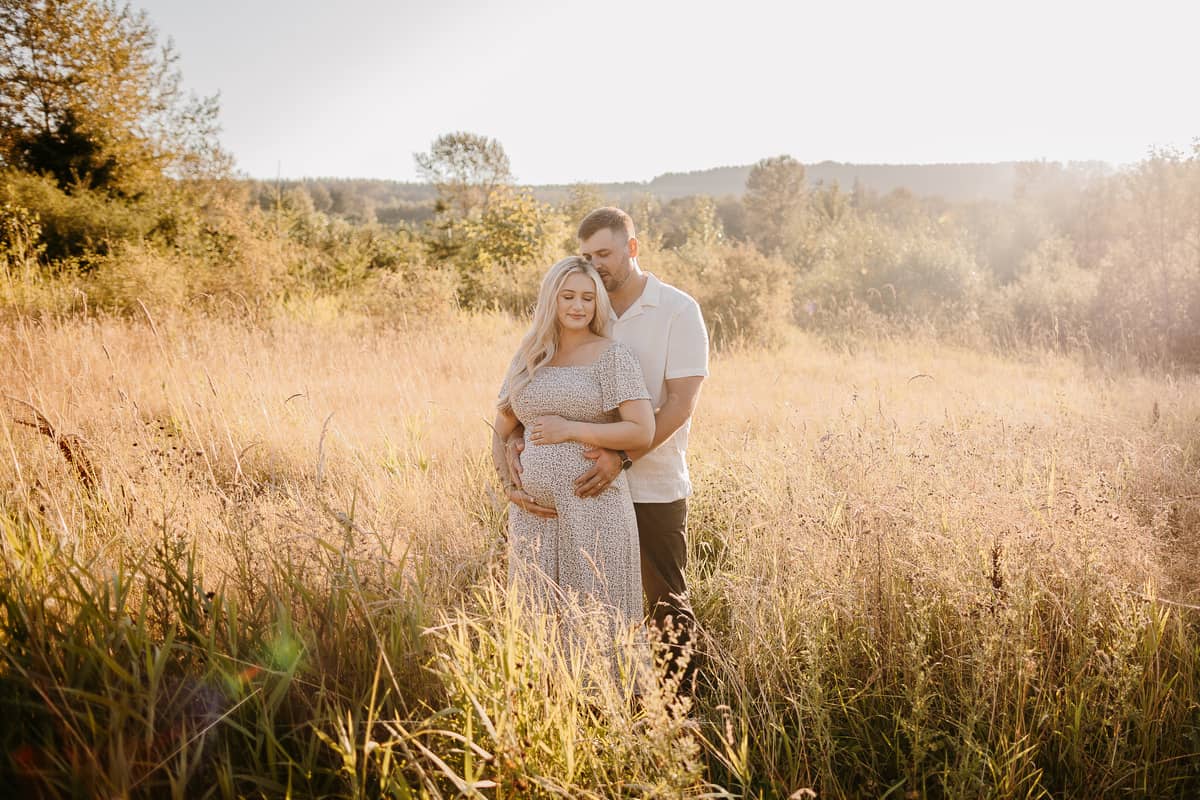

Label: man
[502,206,709,687]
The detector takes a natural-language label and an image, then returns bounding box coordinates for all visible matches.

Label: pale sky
[134,0,1200,185]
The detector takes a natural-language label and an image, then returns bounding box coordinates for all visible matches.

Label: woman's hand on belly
[506,486,557,518]
[529,414,577,445]
[517,439,588,508]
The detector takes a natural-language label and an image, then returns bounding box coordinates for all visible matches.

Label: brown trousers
[634,499,696,685]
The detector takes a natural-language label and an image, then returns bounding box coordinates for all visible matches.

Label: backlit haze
[134,0,1200,184]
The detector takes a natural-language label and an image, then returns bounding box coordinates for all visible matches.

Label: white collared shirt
[610,273,709,503]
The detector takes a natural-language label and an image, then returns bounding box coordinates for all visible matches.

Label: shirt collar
[610,272,661,321]
[641,273,662,307]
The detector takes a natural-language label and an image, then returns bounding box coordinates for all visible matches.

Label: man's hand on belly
[575,448,623,498]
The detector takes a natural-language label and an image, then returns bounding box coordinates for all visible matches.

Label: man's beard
[604,268,633,293]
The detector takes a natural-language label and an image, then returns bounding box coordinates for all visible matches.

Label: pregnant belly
[519,439,590,509]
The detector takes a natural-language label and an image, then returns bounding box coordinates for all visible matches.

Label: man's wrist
[617,449,633,471]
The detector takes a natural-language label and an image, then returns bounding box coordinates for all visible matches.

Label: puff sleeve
[598,341,651,412]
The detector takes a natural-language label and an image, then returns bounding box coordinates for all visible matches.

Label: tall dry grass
[1,306,1198,797]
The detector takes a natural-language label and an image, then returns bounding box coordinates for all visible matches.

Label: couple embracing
[491,206,708,690]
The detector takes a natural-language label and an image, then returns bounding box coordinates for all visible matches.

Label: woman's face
[556,271,597,332]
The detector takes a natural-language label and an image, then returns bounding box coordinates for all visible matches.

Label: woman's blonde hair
[498,256,613,411]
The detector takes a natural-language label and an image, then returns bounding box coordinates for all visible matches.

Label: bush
[1090,239,1200,365]
[0,198,44,276]
[352,264,459,321]
[424,188,570,311]
[653,240,792,350]
[463,260,548,314]
[84,243,188,313]
[795,216,984,325]
[1,170,158,262]
[998,237,1098,351]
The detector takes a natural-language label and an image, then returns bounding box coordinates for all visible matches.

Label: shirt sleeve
[599,342,651,412]
[665,298,710,380]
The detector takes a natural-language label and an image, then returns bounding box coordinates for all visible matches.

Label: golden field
[2,308,1198,798]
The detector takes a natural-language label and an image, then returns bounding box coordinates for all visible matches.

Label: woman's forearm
[569,419,653,451]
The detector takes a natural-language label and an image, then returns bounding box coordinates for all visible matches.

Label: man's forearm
[502,422,527,488]
[491,427,515,490]
[629,394,694,461]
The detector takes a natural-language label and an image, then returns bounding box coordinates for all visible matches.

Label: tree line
[2,0,1199,366]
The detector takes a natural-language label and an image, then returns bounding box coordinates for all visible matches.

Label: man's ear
[627,236,639,259]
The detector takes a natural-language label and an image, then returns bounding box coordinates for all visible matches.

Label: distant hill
[538,161,1086,204]
[265,160,1110,224]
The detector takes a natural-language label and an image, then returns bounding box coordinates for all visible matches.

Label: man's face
[579,227,635,293]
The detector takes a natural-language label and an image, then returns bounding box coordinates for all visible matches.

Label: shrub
[425,188,570,311]
[84,243,188,313]
[0,197,44,277]
[999,237,1098,351]
[1,170,158,262]
[795,216,984,326]
[1090,239,1200,365]
[653,240,792,350]
[353,264,459,321]
[463,259,547,314]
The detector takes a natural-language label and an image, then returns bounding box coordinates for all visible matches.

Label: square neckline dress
[503,340,651,627]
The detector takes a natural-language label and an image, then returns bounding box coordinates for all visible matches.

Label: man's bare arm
[503,423,525,487]
[627,375,704,461]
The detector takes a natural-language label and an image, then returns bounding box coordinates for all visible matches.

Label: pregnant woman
[492,256,654,644]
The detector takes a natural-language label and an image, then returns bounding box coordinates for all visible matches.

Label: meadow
[3,2,1200,794]
[2,307,1198,798]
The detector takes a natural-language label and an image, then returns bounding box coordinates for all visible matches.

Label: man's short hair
[577,207,635,242]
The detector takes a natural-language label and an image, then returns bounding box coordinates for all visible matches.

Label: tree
[659,195,723,249]
[812,181,851,225]
[9,110,120,191]
[743,155,808,256]
[560,183,605,226]
[1114,147,1199,359]
[452,187,566,308]
[0,0,229,196]
[414,131,512,217]
[556,183,604,251]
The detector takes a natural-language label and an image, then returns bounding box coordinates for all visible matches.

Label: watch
[617,450,633,471]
